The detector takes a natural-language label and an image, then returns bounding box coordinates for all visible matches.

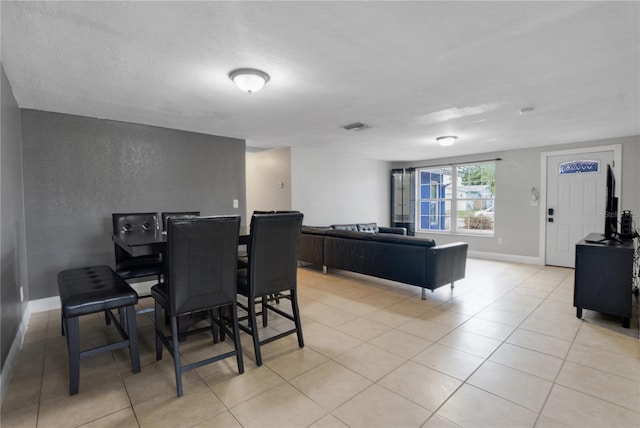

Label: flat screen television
[604,164,619,241]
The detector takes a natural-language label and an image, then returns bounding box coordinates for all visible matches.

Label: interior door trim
[539,144,622,266]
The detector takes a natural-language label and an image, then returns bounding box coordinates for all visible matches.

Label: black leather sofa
[299,223,468,299]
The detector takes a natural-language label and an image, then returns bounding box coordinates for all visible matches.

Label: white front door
[545,150,614,267]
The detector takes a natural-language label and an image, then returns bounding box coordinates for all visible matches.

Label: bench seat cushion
[58,265,138,318]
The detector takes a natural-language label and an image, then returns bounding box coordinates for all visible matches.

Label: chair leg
[126,305,141,374]
[210,309,219,344]
[105,310,111,325]
[231,304,244,374]
[154,301,163,361]
[170,316,184,397]
[218,307,226,342]
[248,297,262,366]
[290,288,304,348]
[262,296,268,327]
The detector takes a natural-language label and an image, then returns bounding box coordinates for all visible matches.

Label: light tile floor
[2,259,639,427]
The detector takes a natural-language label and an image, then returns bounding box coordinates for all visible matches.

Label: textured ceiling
[2,1,639,161]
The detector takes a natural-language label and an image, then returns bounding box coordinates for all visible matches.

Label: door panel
[545,151,613,267]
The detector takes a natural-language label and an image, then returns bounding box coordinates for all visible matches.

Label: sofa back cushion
[331,223,380,233]
[301,226,331,235]
[372,233,436,248]
[357,223,379,233]
[331,224,358,231]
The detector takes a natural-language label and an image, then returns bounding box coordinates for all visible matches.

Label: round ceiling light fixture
[228,68,270,93]
[436,135,458,147]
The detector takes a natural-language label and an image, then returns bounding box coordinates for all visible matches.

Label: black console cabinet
[574,233,634,328]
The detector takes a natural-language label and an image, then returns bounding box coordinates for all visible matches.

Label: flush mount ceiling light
[228,68,270,93]
[436,136,458,147]
[341,122,372,131]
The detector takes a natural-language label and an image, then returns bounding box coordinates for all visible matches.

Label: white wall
[249,136,639,261]
[393,135,640,261]
[291,147,390,226]
[246,147,291,218]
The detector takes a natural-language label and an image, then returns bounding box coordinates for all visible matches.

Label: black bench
[58,265,141,395]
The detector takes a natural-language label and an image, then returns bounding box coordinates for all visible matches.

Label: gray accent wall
[21,110,246,300]
[1,65,28,370]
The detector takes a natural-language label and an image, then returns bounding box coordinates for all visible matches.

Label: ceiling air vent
[341,122,371,131]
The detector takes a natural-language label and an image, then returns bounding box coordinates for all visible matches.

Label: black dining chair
[151,216,244,397]
[112,213,163,318]
[237,211,275,269]
[161,211,201,231]
[236,212,304,366]
[112,212,163,280]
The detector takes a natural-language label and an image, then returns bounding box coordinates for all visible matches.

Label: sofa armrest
[424,242,468,290]
[378,226,407,235]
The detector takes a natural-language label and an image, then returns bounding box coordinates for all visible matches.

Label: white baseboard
[468,250,544,265]
[0,305,30,407]
[28,296,61,313]
[1,279,157,406]
[24,279,156,315]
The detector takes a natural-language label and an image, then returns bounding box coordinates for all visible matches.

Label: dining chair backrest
[161,211,201,231]
[112,212,159,234]
[112,212,160,264]
[252,210,300,214]
[166,216,240,316]
[247,212,303,297]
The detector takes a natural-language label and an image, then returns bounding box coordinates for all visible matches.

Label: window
[419,167,452,231]
[418,162,495,235]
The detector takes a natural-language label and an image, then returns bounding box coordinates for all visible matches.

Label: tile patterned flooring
[2,259,639,427]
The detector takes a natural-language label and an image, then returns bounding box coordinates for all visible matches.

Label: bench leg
[451,281,455,290]
[65,316,81,395]
[421,288,426,300]
[126,305,141,373]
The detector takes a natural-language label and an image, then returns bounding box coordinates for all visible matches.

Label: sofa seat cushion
[372,233,436,247]
[327,229,375,240]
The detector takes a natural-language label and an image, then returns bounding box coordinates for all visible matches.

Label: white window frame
[417,161,495,236]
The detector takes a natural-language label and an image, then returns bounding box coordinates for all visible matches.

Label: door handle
[548,208,554,216]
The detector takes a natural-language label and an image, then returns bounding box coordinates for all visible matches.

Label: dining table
[112,225,251,335]
[112,226,251,258]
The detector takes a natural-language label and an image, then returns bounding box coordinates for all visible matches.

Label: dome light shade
[436,136,458,147]
[229,68,270,93]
